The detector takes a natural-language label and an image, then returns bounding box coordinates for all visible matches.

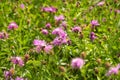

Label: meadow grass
[0,0,120,80]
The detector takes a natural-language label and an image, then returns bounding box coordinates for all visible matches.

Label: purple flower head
[54,15,64,22]
[106,67,119,76]
[52,27,69,46]
[71,58,85,69]
[4,71,12,79]
[52,27,67,37]
[45,23,51,28]
[0,31,8,39]
[72,26,81,33]
[89,32,97,41]
[11,57,24,67]
[61,37,68,44]
[115,10,120,14]
[0,32,4,39]
[52,27,62,35]
[20,4,25,9]
[15,77,24,80]
[8,22,18,30]
[91,20,100,27]
[52,36,68,46]
[35,46,42,53]
[60,21,67,29]
[52,37,63,46]
[97,1,105,6]
[42,6,57,13]
[33,39,46,47]
[43,45,53,53]
[41,29,48,35]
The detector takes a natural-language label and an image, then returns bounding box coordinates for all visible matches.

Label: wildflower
[8,22,18,30]
[52,27,67,37]
[20,4,25,9]
[67,40,72,45]
[94,67,99,74]
[52,37,63,46]
[60,21,67,29]
[91,20,99,27]
[52,27,63,36]
[42,6,57,13]
[24,54,30,62]
[35,46,42,53]
[4,68,14,79]
[33,39,46,47]
[41,29,48,35]
[105,62,111,68]
[72,26,81,33]
[52,36,68,46]
[45,23,51,28]
[9,68,15,76]
[0,31,8,39]
[97,1,105,6]
[80,52,86,59]
[59,66,66,72]
[11,57,24,67]
[61,36,68,44]
[89,32,97,42]
[4,71,12,79]
[43,45,53,53]
[115,9,120,14]
[52,27,69,46]
[106,66,119,76]
[54,15,64,22]
[116,64,120,69]
[71,58,85,69]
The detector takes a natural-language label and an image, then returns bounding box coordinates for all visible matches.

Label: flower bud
[80,52,86,59]
[96,58,101,64]
[27,19,31,24]
[24,54,30,62]
[79,32,83,39]
[105,62,111,68]
[59,66,66,72]
[103,35,107,40]
[94,67,99,74]
[9,68,14,75]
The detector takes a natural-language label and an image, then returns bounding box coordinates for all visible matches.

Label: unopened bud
[73,18,77,23]
[103,36,107,40]
[59,66,66,72]
[98,40,102,44]
[114,0,118,3]
[9,68,14,75]
[105,62,111,68]
[79,32,83,39]
[27,19,30,24]
[96,58,101,64]
[11,46,15,49]
[94,67,99,74]
[76,1,80,7]
[24,54,30,62]
[80,52,86,59]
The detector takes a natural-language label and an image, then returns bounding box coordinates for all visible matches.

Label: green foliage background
[0,0,120,80]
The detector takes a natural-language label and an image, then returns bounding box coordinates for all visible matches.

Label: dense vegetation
[0,0,120,80]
